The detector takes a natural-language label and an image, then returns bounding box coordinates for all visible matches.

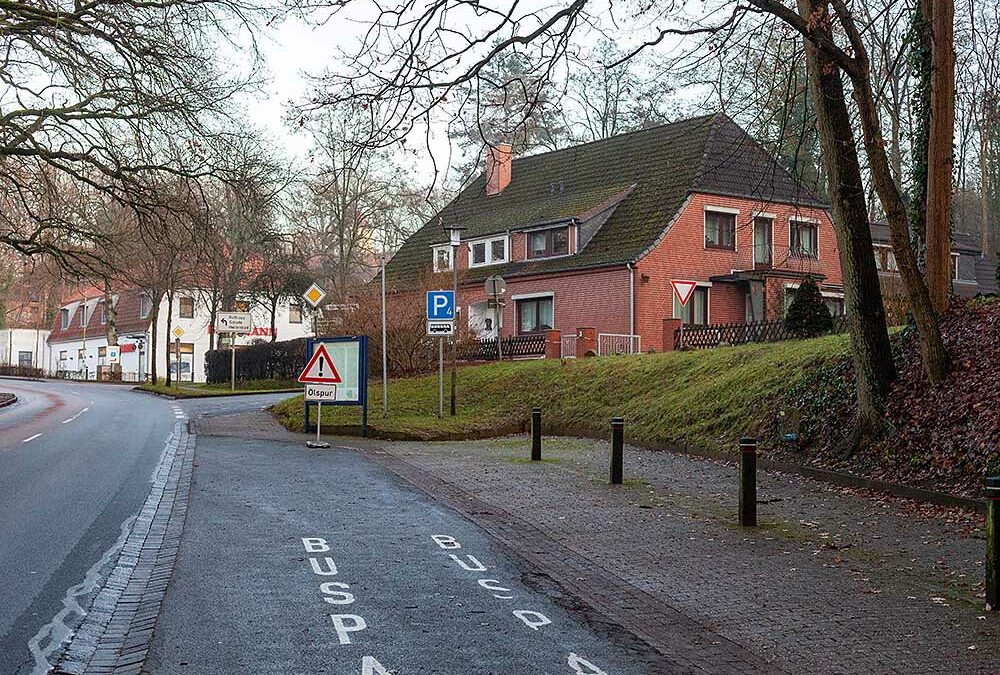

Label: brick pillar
[544,329,562,359]
[576,327,597,357]
[662,318,682,351]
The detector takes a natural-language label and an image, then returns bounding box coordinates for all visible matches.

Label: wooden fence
[676,316,849,350]
[460,334,547,361]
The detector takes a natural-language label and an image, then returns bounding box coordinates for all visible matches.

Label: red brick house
[384,114,844,353]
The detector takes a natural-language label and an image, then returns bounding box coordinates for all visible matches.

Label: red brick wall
[460,266,630,339]
[635,193,840,350]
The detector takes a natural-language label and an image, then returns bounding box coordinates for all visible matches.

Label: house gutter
[627,263,635,338]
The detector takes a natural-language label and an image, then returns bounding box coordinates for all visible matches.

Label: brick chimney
[485,143,512,196]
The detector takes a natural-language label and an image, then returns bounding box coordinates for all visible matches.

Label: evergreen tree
[785,276,834,338]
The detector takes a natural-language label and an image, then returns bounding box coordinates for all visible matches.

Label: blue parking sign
[427,290,455,320]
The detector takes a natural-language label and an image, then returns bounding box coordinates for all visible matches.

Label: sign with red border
[671,280,699,307]
[298,344,342,384]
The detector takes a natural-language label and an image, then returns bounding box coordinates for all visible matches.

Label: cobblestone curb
[51,421,195,675]
[358,446,784,675]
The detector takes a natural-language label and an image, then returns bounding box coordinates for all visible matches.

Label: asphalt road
[0,379,176,675]
[146,426,653,674]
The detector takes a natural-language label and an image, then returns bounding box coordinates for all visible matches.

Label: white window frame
[60,308,70,329]
[751,213,775,268]
[468,235,509,268]
[703,207,739,251]
[432,245,453,273]
[79,303,89,327]
[140,294,152,319]
[952,252,976,282]
[789,217,820,260]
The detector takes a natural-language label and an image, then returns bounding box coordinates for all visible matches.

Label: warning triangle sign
[671,280,698,307]
[298,344,342,384]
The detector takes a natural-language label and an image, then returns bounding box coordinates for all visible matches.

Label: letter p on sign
[427,290,455,320]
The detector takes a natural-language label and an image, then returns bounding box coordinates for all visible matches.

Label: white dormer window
[433,245,453,272]
[469,236,508,267]
[60,308,70,329]
[79,304,89,326]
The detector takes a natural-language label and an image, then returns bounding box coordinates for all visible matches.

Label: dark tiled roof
[869,223,981,253]
[48,289,151,343]
[384,113,827,286]
[975,254,998,295]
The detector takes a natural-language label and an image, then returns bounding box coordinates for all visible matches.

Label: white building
[47,288,313,382]
[1,327,52,370]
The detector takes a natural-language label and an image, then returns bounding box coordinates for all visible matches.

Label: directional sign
[304,383,337,401]
[298,344,342,384]
[426,290,455,321]
[172,326,185,339]
[216,312,252,334]
[427,320,455,337]
[303,283,327,308]
[671,280,699,307]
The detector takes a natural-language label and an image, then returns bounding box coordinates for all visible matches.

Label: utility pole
[443,223,465,416]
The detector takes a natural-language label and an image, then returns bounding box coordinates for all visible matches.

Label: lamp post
[443,223,466,416]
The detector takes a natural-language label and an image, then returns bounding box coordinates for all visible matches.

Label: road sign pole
[438,337,444,418]
[381,255,388,418]
[679,321,684,350]
[316,401,322,443]
[450,255,458,416]
[230,336,236,391]
[174,337,181,389]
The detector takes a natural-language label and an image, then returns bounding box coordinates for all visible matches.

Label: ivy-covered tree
[785,276,834,338]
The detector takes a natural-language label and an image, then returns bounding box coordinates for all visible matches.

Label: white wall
[1,328,52,370]
[48,292,313,383]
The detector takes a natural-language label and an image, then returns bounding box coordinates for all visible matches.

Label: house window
[469,236,508,267]
[18,351,32,368]
[433,245,453,272]
[98,346,107,358]
[289,303,303,324]
[825,298,846,317]
[100,302,107,324]
[516,296,554,334]
[673,286,710,326]
[790,220,819,258]
[59,350,68,361]
[60,308,69,329]
[79,305,88,327]
[527,227,570,259]
[179,297,194,319]
[140,295,152,319]
[704,210,736,250]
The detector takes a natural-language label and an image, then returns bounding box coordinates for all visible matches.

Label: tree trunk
[270,297,278,342]
[165,289,174,387]
[799,0,896,447]
[909,2,933,260]
[981,100,993,256]
[103,280,118,347]
[924,0,956,312]
[148,298,160,384]
[850,58,950,385]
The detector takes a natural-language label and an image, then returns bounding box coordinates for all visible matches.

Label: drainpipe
[627,263,635,340]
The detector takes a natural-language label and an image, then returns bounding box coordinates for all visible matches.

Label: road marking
[61,407,90,424]
[22,433,42,443]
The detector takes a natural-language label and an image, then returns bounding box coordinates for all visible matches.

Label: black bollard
[986,476,1000,610]
[531,408,542,461]
[739,437,757,527]
[610,417,624,485]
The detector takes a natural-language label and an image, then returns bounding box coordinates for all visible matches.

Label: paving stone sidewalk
[362,435,1000,675]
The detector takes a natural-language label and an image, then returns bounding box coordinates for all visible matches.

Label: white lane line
[22,433,42,443]
[61,407,90,424]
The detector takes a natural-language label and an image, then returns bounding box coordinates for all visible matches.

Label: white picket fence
[597,333,642,356]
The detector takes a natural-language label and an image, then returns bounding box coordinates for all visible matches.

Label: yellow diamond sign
[172,326,185,339]
[303,283,327,309]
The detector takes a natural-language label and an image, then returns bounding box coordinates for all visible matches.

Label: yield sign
[671,280,699,307]
[298,344,342,384]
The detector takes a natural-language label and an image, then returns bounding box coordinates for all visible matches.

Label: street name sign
[427,320,455,337]
[298,344,342,384]
[671,280,698,307]
[303,283,327,308]
[426,290,455,321]
[216,312,252,334]
[304,383,337,401]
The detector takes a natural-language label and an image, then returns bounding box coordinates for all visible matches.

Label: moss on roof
[385,113,826,287]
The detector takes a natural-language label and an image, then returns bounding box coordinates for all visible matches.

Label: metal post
[230,335,236,391]
[174,337,181,388]
[438,337,444,418]
[381,255,388,418]
[610,417,624,484]
[739,436,758,527]
[986,477,1000,610]
[678,321,685,350]
[316,401,322,443]
[496,304,503,361]
[531,407,542,461]
[450,252,458,416]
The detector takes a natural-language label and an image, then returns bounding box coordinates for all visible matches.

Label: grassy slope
[137,379,299,398]
[271,333,852,447]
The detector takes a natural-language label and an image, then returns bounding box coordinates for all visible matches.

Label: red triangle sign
[671,280,698,307]
[298,344,342,384]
